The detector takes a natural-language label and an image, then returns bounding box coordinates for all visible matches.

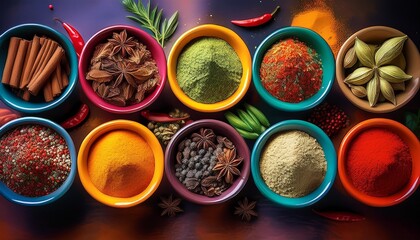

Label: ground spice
[346,128,412,197]
[260,130,326,198]
[87,129,155,198]
[176,37,242,103]
[0,124,71,197]
[260,38,323,103]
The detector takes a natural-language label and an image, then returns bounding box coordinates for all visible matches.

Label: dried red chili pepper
[54,18,85,56]
[312,209,365,222]
[231,6,280,27]
[140,110,190,122]
[60,103,89,129]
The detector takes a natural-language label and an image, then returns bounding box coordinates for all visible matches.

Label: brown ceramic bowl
[336,26,420,113]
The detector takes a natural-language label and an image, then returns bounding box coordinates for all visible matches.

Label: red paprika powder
[259,38,323,103]
[346,128,412,197]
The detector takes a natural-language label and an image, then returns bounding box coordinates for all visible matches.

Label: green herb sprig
[122,0,179,47]
[405,109,420,138]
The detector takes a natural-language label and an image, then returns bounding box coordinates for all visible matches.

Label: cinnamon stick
[21,90,31,101]
[43,79,53,102]
[2,37,21,85]
[20,35,41,89]
[9,39,30,88]
[28,37,51,81]
[61,65,69,89]
[30,39,58,83]
[56,64,63,90]
[51,68,61,97]
[27,46,64,95]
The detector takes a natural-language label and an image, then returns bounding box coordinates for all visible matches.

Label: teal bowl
[252,27,335,112]
[251,120,337,208]
[0,117,77,206]
[0,23,78,114]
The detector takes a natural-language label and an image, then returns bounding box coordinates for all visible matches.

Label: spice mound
[86,29,160,107]
[260,130,326,198]
[176,37,242,104]
[346,128,412,197]
[87,129,155,198]
[174,128,244,197]
[0,124,71,197]
[260,38,323,103]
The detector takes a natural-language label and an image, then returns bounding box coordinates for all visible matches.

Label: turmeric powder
[87,129,155,198]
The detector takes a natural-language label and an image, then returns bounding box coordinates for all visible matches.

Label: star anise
[213,148,243,184]
[108,29,138,57]
[158,195,183,217]
[234,197,258,222]
[191,128,216,150]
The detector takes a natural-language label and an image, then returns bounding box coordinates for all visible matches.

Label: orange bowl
[338,118,420,207]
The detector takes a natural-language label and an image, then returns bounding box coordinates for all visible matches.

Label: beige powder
[259,130,327,198]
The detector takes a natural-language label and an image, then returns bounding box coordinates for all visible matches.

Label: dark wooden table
[1,0,419,239]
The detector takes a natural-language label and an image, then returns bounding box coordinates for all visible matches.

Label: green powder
[176,37,243,103]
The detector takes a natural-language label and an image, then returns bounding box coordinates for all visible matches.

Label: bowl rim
[167,24,252,113]
[252,26,335,112]
[335,25,420,113]
[164,119,250,205]
[77,119,164,208]
[338,118,420,207]
[0,116,77,206]
[0,23,78,114]
[251,119,337,208]
[78,24,167,114]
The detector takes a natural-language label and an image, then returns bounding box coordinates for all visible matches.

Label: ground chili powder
[259,38,323,103]
[346,128,412,197]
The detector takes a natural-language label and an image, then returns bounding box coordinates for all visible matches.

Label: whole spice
[87,129,155,197]
[0,108,19,127]
[158,194,183,217]
[231,6,280,27]
[260,130,327,198]
[0,124,71,197]
[60,103,90,129]
[307,102,349,137]
[122,0,179,47]
[346,128,412,196]
[260,38,323,103]
[86,29,160,106]
[176,37,242,104]
[234,197,258,222]
[54,18,85,57]
[312,209,365,222]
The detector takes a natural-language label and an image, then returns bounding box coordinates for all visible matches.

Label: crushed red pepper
[259,38,323,103]
[0,124,71,197]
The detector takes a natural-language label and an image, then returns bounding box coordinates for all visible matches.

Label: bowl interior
[78,25,167,114]
[77,120,164,208]
[336,26,420,113]
[0,24,78,114]
[167,24,252,112]
[165,119,250,204]
[0,117,76,206]
[338,118,420,207]
[252,27,335,112]
[251,120,337,208]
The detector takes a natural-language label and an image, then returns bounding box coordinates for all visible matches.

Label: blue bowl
[252,27,335,112]
[0,23,78,114]
[0,117,77,206]
[251,120,337,208]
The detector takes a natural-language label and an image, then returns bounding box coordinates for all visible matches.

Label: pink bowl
[78,25,167,114]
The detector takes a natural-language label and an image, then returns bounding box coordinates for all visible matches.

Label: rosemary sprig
[122,0,179,47]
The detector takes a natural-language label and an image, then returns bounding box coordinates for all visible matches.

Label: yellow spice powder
[88,129,155,198]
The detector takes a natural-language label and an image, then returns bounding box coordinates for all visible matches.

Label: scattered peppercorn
[0,124,71,197]
[307,102,349,137]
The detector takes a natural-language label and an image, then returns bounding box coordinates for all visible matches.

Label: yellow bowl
[167,24,252,112]
[77,120,164,208]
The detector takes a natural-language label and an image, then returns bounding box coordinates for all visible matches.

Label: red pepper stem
[271,6,280,16]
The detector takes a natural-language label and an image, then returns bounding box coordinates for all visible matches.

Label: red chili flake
[260,38,323,103]
[307,102,349,137]
[0,124,71,197]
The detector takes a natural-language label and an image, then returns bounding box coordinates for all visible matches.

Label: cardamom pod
[379,76,396,105]
[354,37,375,68]
[375,35,408,66]
[378,65,412,83]
[350,85,367,98]
[391,82,406,91]
[389,53,406,70]
[366,73,380,107]
[344,67,374,85]
[343,46,357,68]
